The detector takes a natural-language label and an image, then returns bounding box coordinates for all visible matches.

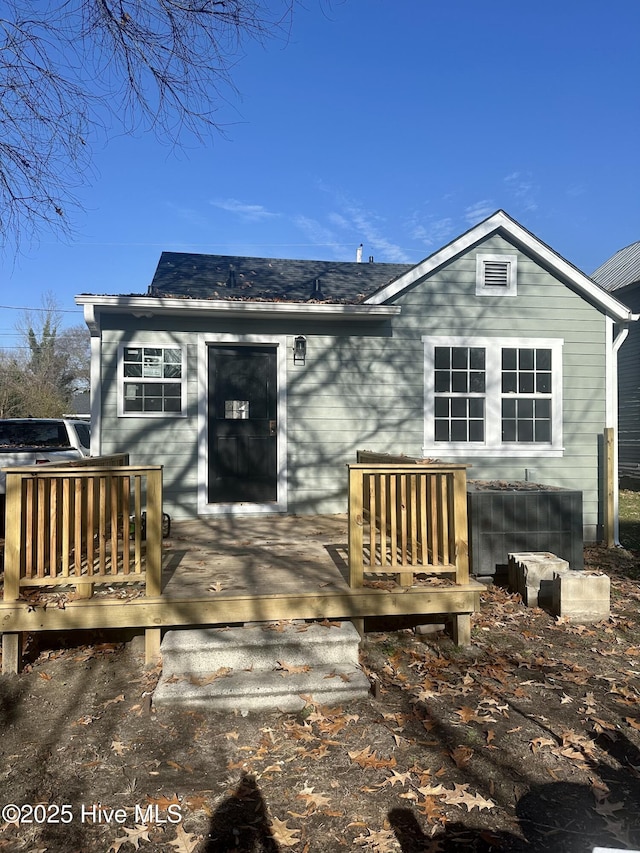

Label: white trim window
[119,344,187,417]
[476,253,518,296]
[423,336,563,457]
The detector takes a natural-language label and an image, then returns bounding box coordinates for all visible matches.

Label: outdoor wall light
[293,335,307,365]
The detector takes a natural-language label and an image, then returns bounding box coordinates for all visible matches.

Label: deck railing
[3,459,163,602]
[348,461,470,588]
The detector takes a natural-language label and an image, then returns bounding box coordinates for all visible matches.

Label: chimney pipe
[356,244,363,263]
[369,256,374,263]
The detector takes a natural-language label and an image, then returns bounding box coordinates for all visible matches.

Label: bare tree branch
[0,0,296,249]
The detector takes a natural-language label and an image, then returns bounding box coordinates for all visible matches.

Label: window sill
[423,445,564,458]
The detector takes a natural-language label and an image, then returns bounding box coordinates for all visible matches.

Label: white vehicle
[0,418,91,497]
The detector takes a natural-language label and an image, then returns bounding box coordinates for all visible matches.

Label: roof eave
[364,210,635,322]
[75,294,402,322]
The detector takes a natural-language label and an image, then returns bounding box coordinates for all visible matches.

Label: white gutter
[75,294,401,321]
[607,317,636,544]
[83,304,102,456]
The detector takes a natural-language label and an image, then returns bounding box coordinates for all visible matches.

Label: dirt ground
[1,545,640,853]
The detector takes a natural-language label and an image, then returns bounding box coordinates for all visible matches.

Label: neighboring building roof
[592,241,640,292]
[148,252,413,304]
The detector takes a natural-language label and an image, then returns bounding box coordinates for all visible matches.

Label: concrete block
[414,623,446,636]
[551,571,610,622]
[508,552,570,608]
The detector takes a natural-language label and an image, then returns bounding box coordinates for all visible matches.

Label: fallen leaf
[530,737,555,753]
[109,824,150,851]
[297,785,332,811]
[188,667,232,685]
[441,783,496,811]
[168,823,203,853]
[354,827,401,851]
[277,660,311,675]
[184,793,213,816]
[381,769,413,788]
[450,746,474,768]
[270,816,301,847]
[594,799,626,816]
[348,746,397,770]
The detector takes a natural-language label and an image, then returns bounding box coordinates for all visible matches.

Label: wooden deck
[1,457,483,672]
[0,513,482,670]
[162,514,352,599]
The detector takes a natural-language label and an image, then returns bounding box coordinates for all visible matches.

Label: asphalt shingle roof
[592,241,640,292]
[148,252,414,304]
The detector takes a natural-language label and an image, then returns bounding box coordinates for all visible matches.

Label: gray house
[77,211,634,542]
[593,241,640,483]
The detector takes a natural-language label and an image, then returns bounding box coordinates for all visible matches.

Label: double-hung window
[423,336,563,456]
[119,344,187,416]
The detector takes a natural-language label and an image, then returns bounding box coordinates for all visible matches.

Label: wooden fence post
[604,427,615,548]
[452,468,470,584]
[144,467,163,667]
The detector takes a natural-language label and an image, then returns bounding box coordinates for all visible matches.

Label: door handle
[269,420,277,436]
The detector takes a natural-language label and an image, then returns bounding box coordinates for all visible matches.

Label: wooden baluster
[419,473,428,567]
[389,475,397,568]
[379,473,387,567]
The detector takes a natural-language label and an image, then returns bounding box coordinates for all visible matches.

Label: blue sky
[1,0,639,353]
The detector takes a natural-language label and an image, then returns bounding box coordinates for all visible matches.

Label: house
[76,211,635,543]
[592,242,640,484]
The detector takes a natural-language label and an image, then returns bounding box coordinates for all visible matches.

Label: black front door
[208,345,277,503]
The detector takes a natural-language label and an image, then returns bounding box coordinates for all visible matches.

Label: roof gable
[363,210,633,321]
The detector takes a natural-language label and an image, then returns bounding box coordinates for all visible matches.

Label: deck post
[143,468,163,666]
[450,613,471,646]
[145,468,163,597]
[3,473,23,673]
[348,467,364,588]
[604,426,615,548]
[2,633,23,675]
[145,628,162,667]
[75,583,94,599]
[4,473,23,603]
[452,468,470,584]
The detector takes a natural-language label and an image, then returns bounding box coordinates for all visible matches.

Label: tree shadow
[389,771,640,852]
[204,773,280,853]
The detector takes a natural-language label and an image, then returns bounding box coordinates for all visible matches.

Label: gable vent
[476,253,518,296]
[483,260,510,287]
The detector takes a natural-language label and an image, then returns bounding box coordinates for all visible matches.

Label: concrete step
[153,664,371,713]
[153,620,371,713]
[160,620,361,676]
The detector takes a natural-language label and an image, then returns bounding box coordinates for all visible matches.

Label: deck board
[162,515,352,598]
